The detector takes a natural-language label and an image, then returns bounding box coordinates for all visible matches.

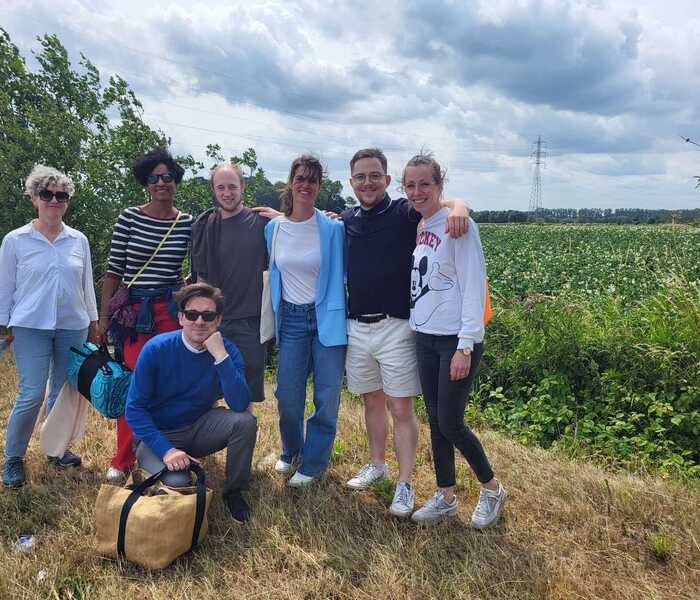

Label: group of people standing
[0,146,506,529]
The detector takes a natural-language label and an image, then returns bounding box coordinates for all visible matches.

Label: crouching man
[125,283,257,522]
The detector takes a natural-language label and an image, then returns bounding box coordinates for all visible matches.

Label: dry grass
[0,352,698,600]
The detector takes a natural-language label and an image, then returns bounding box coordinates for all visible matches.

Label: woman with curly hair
[1,165,98,488]
[97,148,193,483]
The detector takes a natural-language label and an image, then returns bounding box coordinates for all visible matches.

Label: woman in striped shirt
[98,148,193,483]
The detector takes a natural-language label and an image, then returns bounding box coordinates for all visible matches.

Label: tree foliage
[0,29,351,283]
[0,29,166,279]
[475,207,700,225]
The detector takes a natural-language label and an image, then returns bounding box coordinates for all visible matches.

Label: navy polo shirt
[341,194,421,319]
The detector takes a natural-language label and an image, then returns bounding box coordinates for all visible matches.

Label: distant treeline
[473,208,700,225]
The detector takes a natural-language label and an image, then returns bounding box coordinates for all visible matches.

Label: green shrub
[475,276,700,478]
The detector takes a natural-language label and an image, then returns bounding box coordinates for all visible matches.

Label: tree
[0,29,166,280]
[1,27,350,284]
[315,178,351,213]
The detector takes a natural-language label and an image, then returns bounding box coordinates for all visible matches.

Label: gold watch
[459,348,472,357]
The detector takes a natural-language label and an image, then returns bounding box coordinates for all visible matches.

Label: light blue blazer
[264,210,347,347]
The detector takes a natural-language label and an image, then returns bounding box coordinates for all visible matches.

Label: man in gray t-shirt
[191,163,268,403]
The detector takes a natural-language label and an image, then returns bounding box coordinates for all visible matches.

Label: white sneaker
[346,463,388,490]
[470,482,507,529]
[287,471,316,488]
[389,481,415,518]
[106,467,126,484]
[411,491,458,523]
[274,459,294,474]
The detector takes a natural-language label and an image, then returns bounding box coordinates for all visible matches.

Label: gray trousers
[135,406,257,494]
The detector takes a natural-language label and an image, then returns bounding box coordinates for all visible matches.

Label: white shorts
[345,317,422,398]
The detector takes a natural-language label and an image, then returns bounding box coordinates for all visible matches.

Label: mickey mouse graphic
[410,255,454,309]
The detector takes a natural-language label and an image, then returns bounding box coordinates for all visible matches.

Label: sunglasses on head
[183,309,219,322]
[39,190,70,202]
[146,172,175,184]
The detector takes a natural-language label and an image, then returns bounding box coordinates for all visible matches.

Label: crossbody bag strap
[126,211,182,289]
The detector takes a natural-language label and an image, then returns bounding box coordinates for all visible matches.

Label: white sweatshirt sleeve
[454,219,486,350]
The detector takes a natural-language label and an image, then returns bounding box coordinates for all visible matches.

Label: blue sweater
[125,330,251,459]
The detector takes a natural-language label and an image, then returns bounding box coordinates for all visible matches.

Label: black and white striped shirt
[106,207,193,288]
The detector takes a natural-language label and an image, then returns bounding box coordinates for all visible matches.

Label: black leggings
[415,334,493,487]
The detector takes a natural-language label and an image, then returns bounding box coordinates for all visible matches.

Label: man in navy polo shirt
[342,148,468,518]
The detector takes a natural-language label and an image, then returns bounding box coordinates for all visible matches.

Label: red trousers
[110,300,179,471]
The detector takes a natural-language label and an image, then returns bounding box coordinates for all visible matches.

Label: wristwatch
[458,348,472,357]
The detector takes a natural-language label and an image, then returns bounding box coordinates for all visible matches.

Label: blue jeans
[275,301,346,477]
[4,327,88,459]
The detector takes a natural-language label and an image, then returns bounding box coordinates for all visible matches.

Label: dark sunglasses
[146,172,175,184]
[39,190,70,202]
[183,310,219,322]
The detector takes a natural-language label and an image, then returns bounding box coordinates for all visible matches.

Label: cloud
[154,4,396,117]
[395,0,649,116]
[2,0,699,209]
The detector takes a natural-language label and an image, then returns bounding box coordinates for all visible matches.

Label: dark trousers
[415,334,494,488]
[135,406,257,494]
[220,317,266,403]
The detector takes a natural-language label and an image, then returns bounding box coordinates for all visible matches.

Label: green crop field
[479,224,700,302]
[438,224,700,478]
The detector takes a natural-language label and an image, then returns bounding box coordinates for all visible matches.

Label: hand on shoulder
[252,206,283,220]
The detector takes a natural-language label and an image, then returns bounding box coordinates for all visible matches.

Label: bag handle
[126,211,182,289]
[70,346,90,359]
[70,344,114,376]
[97,344,114,376]
[116,462,207,560]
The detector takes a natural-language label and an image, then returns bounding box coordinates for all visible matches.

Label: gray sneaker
[470,481,507,529]
[346,463,388,490]
[411,491,458,523]
[389,481,415,518]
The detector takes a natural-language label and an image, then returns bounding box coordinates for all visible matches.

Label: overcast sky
[3,0,700,210]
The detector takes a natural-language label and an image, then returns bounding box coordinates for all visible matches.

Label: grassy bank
[0,353,698,599]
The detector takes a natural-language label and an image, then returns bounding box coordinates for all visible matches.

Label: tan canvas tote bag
[95,463,212,569]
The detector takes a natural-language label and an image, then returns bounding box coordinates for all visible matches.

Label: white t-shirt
[409,209,486,350]
[275,215,321,305]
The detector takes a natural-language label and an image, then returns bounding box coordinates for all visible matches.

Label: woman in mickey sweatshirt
[405,152,506,528]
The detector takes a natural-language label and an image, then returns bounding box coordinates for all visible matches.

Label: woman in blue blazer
[264,155,347,486]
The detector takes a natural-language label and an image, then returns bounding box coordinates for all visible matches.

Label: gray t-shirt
[191,207,269,321]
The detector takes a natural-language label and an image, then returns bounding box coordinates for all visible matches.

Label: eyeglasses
[146,172,175,184]
[38,190,70,202]
[351,173,386,184]
[183,309,219,322]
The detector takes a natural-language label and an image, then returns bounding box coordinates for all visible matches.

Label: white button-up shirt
[0,222,98,330]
